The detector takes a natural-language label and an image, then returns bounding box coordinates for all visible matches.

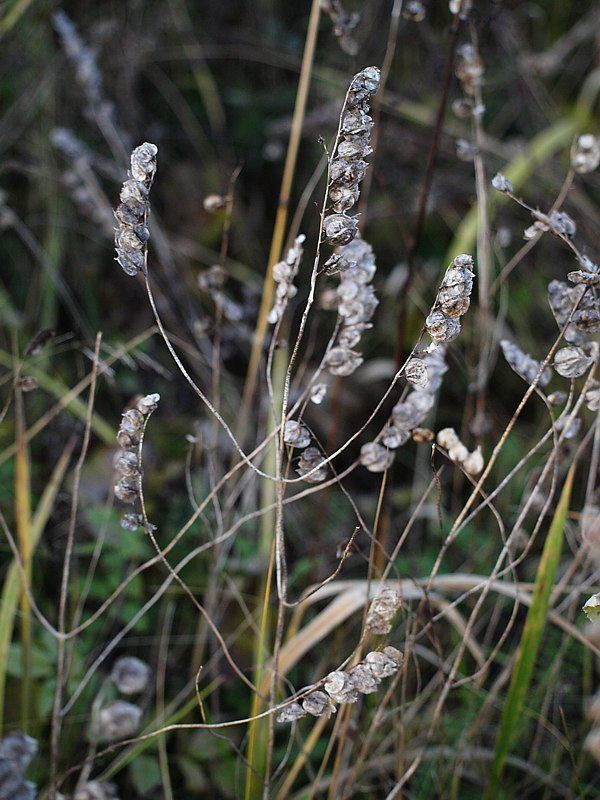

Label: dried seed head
[110,656,151,695]
[462,446,484,476]
[500,339,552,386]
[348,663,380,693]
[553,345,594,378]
[0,729,37,771]
[114,476,138,504]
[322,214,359,246]
[584,380,600,411]
[136,393,160,415]
[276,702,307,723]
[548,280,590,345]
[491,172,514,193]
[571,134,600,174]
[365,646,403,676]
[548,210,576,238]
[412,427,434,443]
[114,449,140,478]
[324,346,364,376]
[284,420,311,449]
[302,690,337,718]
[381,424,411,449]
[359,442,394,473]
[297,447,328,483]
[405,358,428,387]
[425,310,462,343]
[573,309,600,333]
[95,701,142,741]
[437,427,459,450]
[366,587,402,634]
[114,143,158,276]
[120,512,144,531]
[323,670,359,704]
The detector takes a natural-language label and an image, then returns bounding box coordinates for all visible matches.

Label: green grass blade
[485,463,575,798]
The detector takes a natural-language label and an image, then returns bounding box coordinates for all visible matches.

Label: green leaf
[485,464,575,797]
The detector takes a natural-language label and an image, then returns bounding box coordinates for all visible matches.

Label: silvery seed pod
[110,656,151,695]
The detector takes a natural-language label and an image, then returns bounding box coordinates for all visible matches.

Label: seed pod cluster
[366,587,402,635]
[324,236,378,377]
[500,339,551,387]
[549,279,599,346]
[268,235,305,324]
[0,729,37,800]
[436,428,484,476]
[277,646,403,723]
[359,347,448,472]
[321,67,380,248]
[425,254,475,344]
[114,143,158,276]
[114,394,160,528]
[296,446,328,483]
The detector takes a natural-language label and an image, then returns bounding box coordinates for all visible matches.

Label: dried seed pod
[120,513,144,531]
[0,730,37,772]
[110,656,151,695]
[348,663,380,694]
[302,691,336,718]
[573,309,600,333]
[500,339,551,386]
[284,420,311,449]
[324,346,363,376]
[136,393,160,415]
[297,447,328,483]
[437,427,459,450]
[554,345,594,378]
[114,143,158,276]
[463,446,484,476]
[366,587,402,634]
[365,646,403,677]
[202,193,227,213]
[359,442,394,473]
[491,172,513,193]
[584,380,600,411]
[405,358,428,387]
[412,427,434,443]
[554,415,581,439]
[448,442,469,464]
[425,311,461,343]
[571,134,600,174]
[323,670,359,704]
[381,424,411,449]
[276,702,307,723]
[95,700,142,741]
[114,476,138,504]
[322,214,359,246]
[548,211,576,238]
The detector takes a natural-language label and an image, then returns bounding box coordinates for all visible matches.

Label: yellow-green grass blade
[0,437,75,730]
[485,463,575,798]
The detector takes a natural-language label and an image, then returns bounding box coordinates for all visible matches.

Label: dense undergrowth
[1,1,600,798]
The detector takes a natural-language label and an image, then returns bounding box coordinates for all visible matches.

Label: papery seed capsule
[284,420,311,449]
[276,702,307,723]
[324,670,359,704]
[554,346,594,378]
[360,442,394,472]
[322,214,358,246]
[115,476,138,504]
[95,700,142,741]
[114,450,139,477]
[136,393,160,414]
[302,691,336,718]
[110,656,151,695]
